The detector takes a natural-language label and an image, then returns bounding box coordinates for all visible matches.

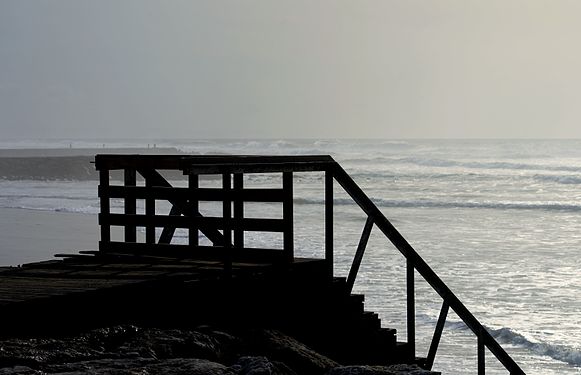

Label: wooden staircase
[0,154,526,374]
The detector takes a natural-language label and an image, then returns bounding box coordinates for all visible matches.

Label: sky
[1,0,581,140]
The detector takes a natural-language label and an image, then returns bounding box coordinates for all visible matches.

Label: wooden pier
[0,155,525,373]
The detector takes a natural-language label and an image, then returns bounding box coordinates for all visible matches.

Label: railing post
[346,216,373,294]
[99,168,110,250]
[407,258,416,359]
[283,172,294,263]
[325,169,334,278]
[233,173,244,248]
[478,334,486,375]
[189,174,199,247]
[145,176,156,244]
[426,301,449,370]
[124,169,137,243]
[223,173,232,276]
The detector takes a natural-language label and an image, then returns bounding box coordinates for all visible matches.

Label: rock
[230,356,297,375]
[248,329,338,375]
[325,364,440,375]
[144,358,236,375]
[44,358,235,375]
[115,328,223,361]
[42,357,156,374]
[0,366,40,375]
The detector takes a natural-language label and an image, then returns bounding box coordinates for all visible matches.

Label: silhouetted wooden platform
[0,251,324,334]
[0,254,325,307]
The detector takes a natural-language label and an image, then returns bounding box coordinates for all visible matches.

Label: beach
[0,208,98,266]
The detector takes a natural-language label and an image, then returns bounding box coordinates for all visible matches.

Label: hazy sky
[1,1,581,139]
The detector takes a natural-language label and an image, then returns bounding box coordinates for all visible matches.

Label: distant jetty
[0,147,181,180]
[0,154,525,374]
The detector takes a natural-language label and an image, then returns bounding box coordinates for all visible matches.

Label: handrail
[331,162,525,374]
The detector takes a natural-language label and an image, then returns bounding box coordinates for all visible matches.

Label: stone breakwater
[0,148,183,181]
[0,326,438,375]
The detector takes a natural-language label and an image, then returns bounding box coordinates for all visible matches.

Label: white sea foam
[489,327,581,367]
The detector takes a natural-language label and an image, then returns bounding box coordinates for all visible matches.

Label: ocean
[1,138,580,374]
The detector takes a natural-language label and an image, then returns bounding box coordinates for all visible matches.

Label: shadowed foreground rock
[0,326,439,375]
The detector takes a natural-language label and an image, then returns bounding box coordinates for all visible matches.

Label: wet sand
[0,208,98,266]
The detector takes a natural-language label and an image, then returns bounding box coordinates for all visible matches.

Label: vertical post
[407,258,416,359]
[426,301,450,370]
[283,172,294,263]
[478,335,485,375]
[346,216,373,294]
[189,174,199,247]
[145,176,155,244]
[99,168,111,250]
[233,173,244,248]
[325,169,334,278]
[223,173,232,276]
[124,169,136,243]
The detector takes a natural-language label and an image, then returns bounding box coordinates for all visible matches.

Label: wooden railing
[95,155,335,275]
[95,154,525,374]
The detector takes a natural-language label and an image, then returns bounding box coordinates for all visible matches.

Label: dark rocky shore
[0,325,437,375]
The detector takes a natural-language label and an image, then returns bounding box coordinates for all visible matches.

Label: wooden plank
[184,161,335,175]
[99,241,287,262]
[282,172,293,263]
[325,169,334,278]
[233,173,244,248]
[189,174,199,247]
[222,173,232,276]
[407,258,415,358]
[158,205,181,244]
[124,169,137,242]
[478,334,485,375]
[145,176,155,244]
[346,216,373,294]
[101,186,285,203]
[426,301,450,370]
[99,169,111,244]
[95,154,335,171]
[101,214,285,232]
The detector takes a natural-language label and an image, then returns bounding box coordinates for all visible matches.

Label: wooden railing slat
[100,213,285,232]
[101,185,286,202]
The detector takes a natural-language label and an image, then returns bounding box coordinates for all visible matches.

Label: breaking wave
[489,327,581,367]
[293,197,581,212]
[396,157,581,173]
[418,314,581,367]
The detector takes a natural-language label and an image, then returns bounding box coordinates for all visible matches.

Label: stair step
[360,311,381,330]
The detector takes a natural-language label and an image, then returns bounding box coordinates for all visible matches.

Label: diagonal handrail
[331,162,525,374]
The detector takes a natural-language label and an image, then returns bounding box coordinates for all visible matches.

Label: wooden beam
[124,169,137,243]
[99,169,111,247]
[346,216,373,294]
[283,172,293,263]
[101,186,286,203]
[325,169,334,278]
[426,301,449,370]
[189,174,199,247]
[233,173,244,248]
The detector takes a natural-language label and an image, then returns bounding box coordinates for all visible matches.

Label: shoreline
[0,207,98,266]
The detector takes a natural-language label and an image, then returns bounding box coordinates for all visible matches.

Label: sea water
[1,138,581,374]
